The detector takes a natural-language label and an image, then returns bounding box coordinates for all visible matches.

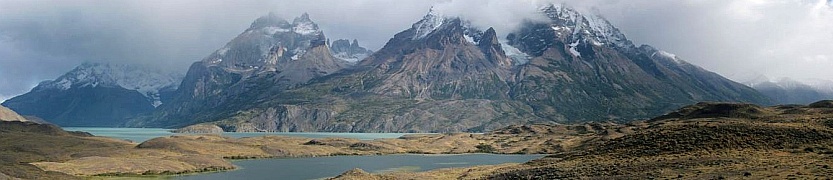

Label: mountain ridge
[6,4,770,131]
[135,4,771,132]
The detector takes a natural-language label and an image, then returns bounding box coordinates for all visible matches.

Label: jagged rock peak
[292,12,321,35]
[540,3,631,48]
[478,27,500,48]
[295,12,311,22]
[330,39,373,62]
[412,7,448,39]
[247,12,321,36]
[249,12,291,30]
[406,8,489,46]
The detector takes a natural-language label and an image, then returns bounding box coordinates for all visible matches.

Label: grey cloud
[577,0,833,82]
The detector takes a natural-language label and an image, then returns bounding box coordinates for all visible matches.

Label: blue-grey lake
[62,128,543,179]
[177,154,544,180]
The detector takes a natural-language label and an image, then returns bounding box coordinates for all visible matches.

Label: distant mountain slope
[2,63,182,127]
[330,39,373,62]
[130,4,771,132]
[504,4,770,121]
[743,76,833,104]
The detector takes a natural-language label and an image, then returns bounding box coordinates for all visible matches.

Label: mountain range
[5,4,772,132]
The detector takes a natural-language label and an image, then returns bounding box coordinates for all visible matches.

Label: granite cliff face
[330,39,372,62]
[137,5,770,132]
[127,13,355,128]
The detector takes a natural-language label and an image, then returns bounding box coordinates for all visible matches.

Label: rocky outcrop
[330,39,373,62]
[172,124,224,133]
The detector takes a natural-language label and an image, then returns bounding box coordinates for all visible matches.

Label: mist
[2,0,833,102]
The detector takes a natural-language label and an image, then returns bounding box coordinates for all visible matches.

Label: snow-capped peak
[541,3,631,48]
[412,7,446,39]
[207,13,328,70]
[292,13,321,35]
[36,62,183,107]
[246,13,321,36]
[249,13,291,31]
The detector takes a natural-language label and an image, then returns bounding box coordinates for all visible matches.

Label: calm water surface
[177,154,544,180]
[62,127,426,142]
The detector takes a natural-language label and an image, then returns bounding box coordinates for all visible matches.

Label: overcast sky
[1,0,832,102]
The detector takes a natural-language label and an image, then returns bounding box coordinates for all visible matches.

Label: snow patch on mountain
[652,50,682,64]
[292,21,319,35]
[542,4,631,49]
[412,8,446,39]
[38,63,183,107]
[332,52,365,62]
[568,41,581,57]
[464,34,476,44]
[292,13,321,35]
[501,43,530,65]
[217,47,230,56]
[291,48,306,60]
[263,27,290,35]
